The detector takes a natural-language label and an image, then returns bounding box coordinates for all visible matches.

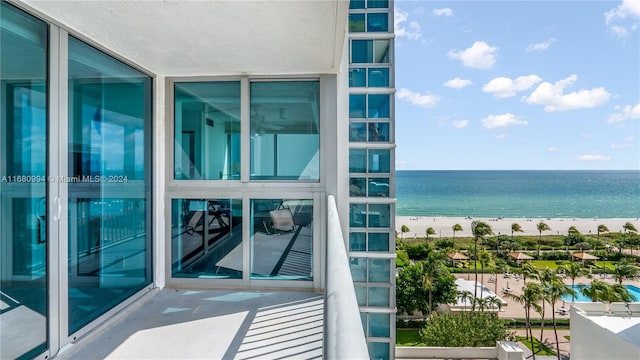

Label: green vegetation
[420,312,516,347]
[518,337,556,356]
[396,329,424,346]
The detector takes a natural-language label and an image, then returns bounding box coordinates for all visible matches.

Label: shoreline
[396,216,640,238]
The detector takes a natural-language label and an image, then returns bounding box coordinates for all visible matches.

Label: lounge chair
[269,207,296,233]
[184,210,204,235]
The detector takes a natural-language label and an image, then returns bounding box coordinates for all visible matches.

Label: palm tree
[562,262,589,302]
[505,283,543,359]
[623,222,638,255]
[474,297,488,312]
[544,277,575,360]
[567,225,580,236]
[520,262,539,284]
[597,224,609,239]
[457,290,473,312]
[537,268,555,350]
[471,221,493,309]
[536,221,551,257]
[478,249,494,298]
[422,251,446,315]
[511,222,523,241]
[493,259,508,295]
[611,260,640,285]
[452,223,463,241]
[400,224,409,240]
[486,295,504,313]
[425,227,436,242]
[581,280,634,303]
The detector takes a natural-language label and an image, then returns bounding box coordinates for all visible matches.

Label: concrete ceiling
[17,0,349,76]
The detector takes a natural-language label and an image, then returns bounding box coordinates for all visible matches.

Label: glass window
[369,313,391,337]
[250,82,319,180]
[349,14,365,32]
[368,258,390,282]
[250,199,313,280]
[368,232,390,251]
[174,82,241,180]
[0,3,48,358]
[350,0,365,9]
[368,204,391,228]
[171,199,242,279]
[68,36,152,334]
[367,0,389,8]
[349,123,367,142]
[373,40,390,63]
[368,177,389,197]
[355,286,367,306]
[368,94,390,118]
[367,13,388,32]
[350,177,366,197]
[349,232,366,251]
[349,203,367,228]
[349,68,366,87]
[349,149,367,173]
[368,287,390,307]
[349,257,367,282]
[367,68,389,87]
[368,342,390,360]
[368,149,390,173]
[349,94,366,118]
[368,122,389,142]
[352,40,390,64]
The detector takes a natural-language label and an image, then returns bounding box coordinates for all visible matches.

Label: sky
[394,0,640,170]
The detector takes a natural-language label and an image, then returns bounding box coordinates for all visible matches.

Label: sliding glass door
[0,2,49,359]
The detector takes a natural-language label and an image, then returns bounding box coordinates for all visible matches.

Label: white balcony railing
[325,195,369,359]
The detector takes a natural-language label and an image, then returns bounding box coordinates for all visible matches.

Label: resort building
[0,0,396,359]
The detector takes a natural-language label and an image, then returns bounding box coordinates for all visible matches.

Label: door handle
[53,196,62,222]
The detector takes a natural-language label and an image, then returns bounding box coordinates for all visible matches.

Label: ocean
[396,170,640,218]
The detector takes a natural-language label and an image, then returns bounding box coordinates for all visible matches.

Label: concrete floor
[56,289,324,360]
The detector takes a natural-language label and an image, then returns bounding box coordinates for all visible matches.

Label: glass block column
[348,1,396,359]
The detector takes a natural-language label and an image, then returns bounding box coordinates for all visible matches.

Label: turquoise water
[562,285,640,302]
[396,170,640,218]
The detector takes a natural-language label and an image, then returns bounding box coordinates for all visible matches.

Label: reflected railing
[325,195,369,359]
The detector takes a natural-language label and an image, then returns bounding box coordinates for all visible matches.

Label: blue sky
[394,0,640,170]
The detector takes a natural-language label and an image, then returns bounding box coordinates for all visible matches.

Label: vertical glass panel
[171,198,242,278]
[349,257,366,282]
[369,313,391,337]
[368,258,390,282]
[368,342,390,360]
[351,40,372,63]
[349,68,366,87]
[349,14,365,32]
[369,204,390,228]
[368,287,390,307]
[368,177,389,197]
[368,232,390,251]
[367,68,389,87]
[349,149,366,173]
[174,82,241,180]
[349,123,367,142]
[367,13,388,32]
[367,0,389,9]
[250,199,313,280]
[368,149,390,173]
[349,204,367,228]
[349,94,366,118]
[368,122,389,142]
[250,82,319,180]
[355,286,367,306]
[349,232,366,251]
[0,2,48,358]
[367,94,390,118]
[350,0,365,9]
[373,40,390,63]
[350,177,366,197]
[68,37,152,334]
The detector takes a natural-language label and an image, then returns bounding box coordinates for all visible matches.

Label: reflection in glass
[368,204,391,228]
[368,177,389,197]
[349,149,366,173]
[0,2,48,358]
[171,199,242,278]
[349,232,366,251]
[350,177,366,196]
[349,68,366,87]
[68,37,152,334]
[250,199,313,280]
[349,14,365,32]
[368,149,391,173]
[250,82,319,180]
[368,232,390,251]
[368,342,390,360]
[349,257,366,282]
[349,94,366,118]
[174,82,241,180]
[369,313,391,337]
[367,13,388,32]
[349,203,367,228]
[368,122,389,142]
[351,40,390,64]
[368,258,390,282]
[368,68,389,87]
[349,123,367,142]
[368,94,390,118]
[368,287,390,306]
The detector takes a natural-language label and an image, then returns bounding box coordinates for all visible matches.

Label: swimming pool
[562,285,640,302]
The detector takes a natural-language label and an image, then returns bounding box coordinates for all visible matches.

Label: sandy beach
[396,216,640,239]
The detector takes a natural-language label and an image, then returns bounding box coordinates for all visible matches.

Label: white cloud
[433,8,453,17]
[481,113,528,129]
[444,78,473,89]
[395,9,422,40]
[496,134,507,140]
[447,41,498,69]
[526,37,557,52]
[547,146,557,152]
[605,0,640,38]
[452,120,469,128]
[396,88,440,108]
[612,135,636,149]
[577,154,611,161]
[607,102,640,123]
[482,75,542,98]
[524,74,611,111]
